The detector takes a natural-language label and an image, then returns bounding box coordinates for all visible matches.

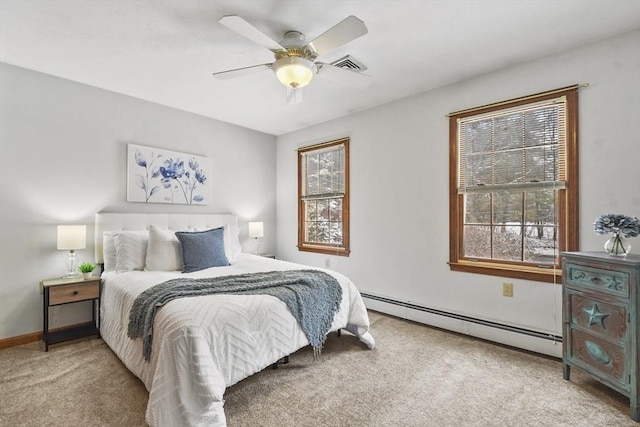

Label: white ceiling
[1,1,639,136]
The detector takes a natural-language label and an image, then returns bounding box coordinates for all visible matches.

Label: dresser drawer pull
[586,341,611,365]
[73,291,79,295]
[583,303,610,328]
[590,276,603,285]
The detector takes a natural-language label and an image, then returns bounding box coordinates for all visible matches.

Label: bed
[95,213,375,426]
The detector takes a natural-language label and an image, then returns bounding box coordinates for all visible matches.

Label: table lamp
[57,225,86,278]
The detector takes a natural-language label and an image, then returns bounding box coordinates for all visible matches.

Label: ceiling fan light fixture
[274,57,317,89]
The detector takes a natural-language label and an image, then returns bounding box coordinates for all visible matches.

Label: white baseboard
[362,293,562,359]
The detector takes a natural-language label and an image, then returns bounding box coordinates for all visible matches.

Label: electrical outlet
[53,306,60,324]
[503,282,513,297]
[324,258,331,269]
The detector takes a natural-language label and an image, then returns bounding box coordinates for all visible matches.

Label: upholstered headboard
[94,213,239,264]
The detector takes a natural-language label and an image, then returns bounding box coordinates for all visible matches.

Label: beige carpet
[0,311,635,426]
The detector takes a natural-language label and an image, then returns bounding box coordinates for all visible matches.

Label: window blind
[301,143,345,200]
[458,97,566,194]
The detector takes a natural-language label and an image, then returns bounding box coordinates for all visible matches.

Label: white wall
[2,29,638,351]
[0,63,277,340]
[276,30,640,354]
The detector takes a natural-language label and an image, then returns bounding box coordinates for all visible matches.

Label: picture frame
[126,144,212,205]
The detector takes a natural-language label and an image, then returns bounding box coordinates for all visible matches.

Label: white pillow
[103,232,117,272]
[145,225,183,271]
[103,230,148,272]
[113,230,148,271]
[225,223,242,259]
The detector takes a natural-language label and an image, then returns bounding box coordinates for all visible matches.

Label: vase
[604,233,631,256]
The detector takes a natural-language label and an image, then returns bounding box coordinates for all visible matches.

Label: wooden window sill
[448,260,562,283]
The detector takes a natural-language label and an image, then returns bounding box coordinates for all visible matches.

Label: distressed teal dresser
[562,251,639,422]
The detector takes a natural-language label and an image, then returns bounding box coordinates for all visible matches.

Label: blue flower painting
[127,144,211,205]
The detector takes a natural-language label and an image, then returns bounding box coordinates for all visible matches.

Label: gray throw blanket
[128,270,343,361]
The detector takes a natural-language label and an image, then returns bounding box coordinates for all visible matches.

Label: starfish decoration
[583,304,609,329]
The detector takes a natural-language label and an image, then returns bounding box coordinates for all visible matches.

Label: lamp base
[63,250,80,279]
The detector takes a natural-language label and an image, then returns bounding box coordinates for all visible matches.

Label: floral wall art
[127,144,211,205]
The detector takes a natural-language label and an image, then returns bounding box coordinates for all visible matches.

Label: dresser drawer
[567,328,629,391]
[49,281,100,305]
[564,262,629,298]
[567,292,628,342]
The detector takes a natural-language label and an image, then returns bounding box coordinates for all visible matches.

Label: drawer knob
[585,341,611,365]
[591,276,603,285]
[583,304,609,328]
[73,290,79,295]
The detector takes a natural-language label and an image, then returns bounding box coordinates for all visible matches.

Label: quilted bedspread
[100,254,375,426]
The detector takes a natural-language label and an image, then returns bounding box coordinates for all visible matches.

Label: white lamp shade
[57,225,87,250]
[248,222,264,238]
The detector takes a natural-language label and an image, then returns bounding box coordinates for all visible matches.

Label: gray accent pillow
[175,227,229,273]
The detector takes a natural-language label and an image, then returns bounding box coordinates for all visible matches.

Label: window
[449,86,579,283]
[298,137,350,256]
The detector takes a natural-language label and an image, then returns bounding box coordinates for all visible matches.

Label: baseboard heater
[360,292,562,343]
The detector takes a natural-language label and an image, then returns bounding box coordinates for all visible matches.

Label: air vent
[330,55,367,72]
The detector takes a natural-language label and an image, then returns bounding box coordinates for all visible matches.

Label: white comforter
[100,254,375,426]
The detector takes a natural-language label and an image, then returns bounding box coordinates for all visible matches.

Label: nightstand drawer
[568,292,628,341]
[568,328,629,391]
[565,263,629,298]
[49,281,99,305]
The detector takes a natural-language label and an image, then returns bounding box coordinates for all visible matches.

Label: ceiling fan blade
[218,15,285,52]
[212,63,272,80]
[316,63,371,89]
[307,16,368,57]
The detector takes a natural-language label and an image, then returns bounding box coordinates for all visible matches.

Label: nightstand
[562,252,639,422]
[41,276,101,351]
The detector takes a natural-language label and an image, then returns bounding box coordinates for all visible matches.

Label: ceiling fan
[213,15,371,103]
